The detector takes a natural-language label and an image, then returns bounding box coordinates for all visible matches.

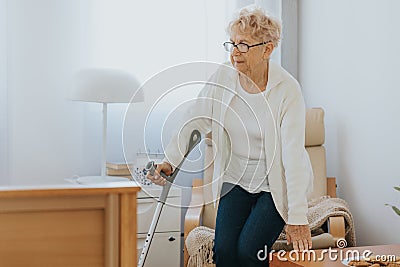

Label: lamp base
[67,175,132,185]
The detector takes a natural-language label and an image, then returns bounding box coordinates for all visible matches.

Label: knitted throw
[273,196,356,250]
[185,196,356,267]
[186,226,215,267]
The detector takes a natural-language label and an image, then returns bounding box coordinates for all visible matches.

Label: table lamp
[70,67,143,182]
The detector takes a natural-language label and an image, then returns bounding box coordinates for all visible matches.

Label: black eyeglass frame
[223,41,269,53]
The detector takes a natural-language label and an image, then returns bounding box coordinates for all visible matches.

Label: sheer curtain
[0,0,8,183]
[1,0,237,184]
[85,0,235,82]
[86,0,237,161]
[0,0,296,184]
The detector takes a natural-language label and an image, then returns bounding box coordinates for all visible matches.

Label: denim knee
[213,236,239,265]
[213,240,234,259]
[237,240,271,266]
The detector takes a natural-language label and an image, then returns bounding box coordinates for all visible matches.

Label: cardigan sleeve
[280,84,313,225]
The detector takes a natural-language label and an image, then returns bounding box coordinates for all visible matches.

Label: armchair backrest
[305,108,327,199]
[200,108,327,229]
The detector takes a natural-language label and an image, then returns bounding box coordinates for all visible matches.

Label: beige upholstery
[305,108,327,200]
[184,108,345,267]
[305,108,325,147]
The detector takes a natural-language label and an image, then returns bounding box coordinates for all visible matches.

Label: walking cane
[137,129,201,267]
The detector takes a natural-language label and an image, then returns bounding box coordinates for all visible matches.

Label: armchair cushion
[307,146,327,200]
[305,108,325,147]
[306,108,327,201]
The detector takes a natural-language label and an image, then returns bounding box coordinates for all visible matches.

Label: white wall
[299,0,400,245]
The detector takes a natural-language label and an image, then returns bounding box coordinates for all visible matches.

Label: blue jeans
[213,183,285,267]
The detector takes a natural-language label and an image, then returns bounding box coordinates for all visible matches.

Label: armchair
[184,108,348,267]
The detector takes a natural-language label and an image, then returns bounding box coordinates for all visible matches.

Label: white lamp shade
[70,68,144,103]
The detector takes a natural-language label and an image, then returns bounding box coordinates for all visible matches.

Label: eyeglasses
[223,41,268,53]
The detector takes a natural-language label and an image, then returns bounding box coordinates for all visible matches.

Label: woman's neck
[239,61,269,93]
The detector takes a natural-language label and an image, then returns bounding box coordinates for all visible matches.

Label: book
[106,167,132,176]
[106,162,133,170]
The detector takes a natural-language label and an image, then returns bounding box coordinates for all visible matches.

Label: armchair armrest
[326,177,346,245]
[184,178,205,267]
[327,216,346,241]
[184,179,205,236]
[327,177,337,198]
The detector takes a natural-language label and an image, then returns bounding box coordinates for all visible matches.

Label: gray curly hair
[227,6,282,48]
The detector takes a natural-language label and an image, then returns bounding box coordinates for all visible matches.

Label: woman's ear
[263,42,274,59]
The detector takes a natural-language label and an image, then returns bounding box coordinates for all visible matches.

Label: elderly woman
[147,6,313,267]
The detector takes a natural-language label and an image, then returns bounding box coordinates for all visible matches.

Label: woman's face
[229,30,271,75]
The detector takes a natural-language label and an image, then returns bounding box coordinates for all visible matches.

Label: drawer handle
[168,236,176,242]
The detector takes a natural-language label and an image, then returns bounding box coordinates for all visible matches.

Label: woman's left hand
[285,224,312,251]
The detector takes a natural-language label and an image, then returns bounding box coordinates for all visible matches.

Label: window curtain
[0,0,8,183]
[87,0,237,161]
[86,0,236,81]
[1,0,237,184]
[0,0,296,184]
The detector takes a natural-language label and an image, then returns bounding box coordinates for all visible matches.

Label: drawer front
[137,232,181,267]
[137,185,181,199]
[137,197,181,233]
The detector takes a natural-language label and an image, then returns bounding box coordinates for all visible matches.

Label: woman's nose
[232,46,241,55]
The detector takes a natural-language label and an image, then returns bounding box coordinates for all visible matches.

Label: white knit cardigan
[163,61,313,225]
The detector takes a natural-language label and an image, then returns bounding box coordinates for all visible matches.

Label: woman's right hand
[146,162,173,186]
